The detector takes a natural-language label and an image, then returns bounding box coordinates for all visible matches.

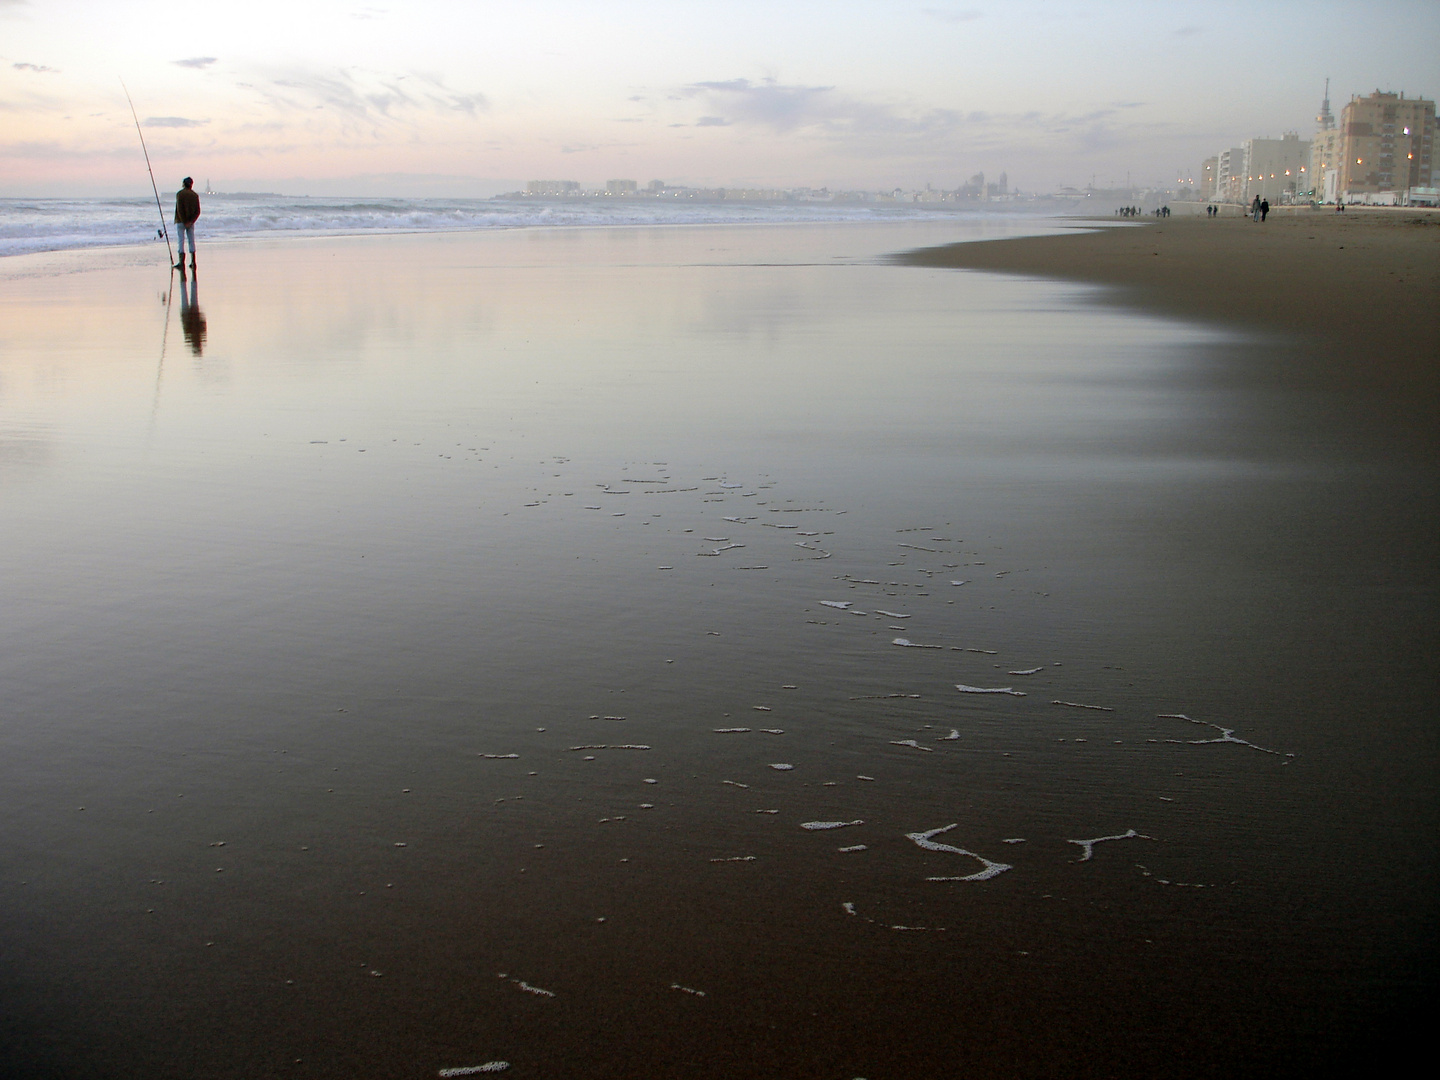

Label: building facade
[1199,156,1218,201]
[1215,146,1246,202]
[1336,91,1437,200]
[1240,133,1311,203]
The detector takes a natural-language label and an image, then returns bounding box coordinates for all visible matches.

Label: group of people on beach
[1116,205,1170,217]
[1249,196,1271,222]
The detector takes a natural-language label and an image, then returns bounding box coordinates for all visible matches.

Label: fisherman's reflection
[179,276,207,356]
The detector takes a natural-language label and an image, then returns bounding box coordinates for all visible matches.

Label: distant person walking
[1260,198,1270,222]
[174,177,200,273]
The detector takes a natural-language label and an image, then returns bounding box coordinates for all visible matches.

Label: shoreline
[897,211,1439,410]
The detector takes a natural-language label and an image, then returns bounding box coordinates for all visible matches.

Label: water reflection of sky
[1,220,1425,1077]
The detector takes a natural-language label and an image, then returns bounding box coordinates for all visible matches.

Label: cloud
[12,62,58,73]
[244,65,486,127]
[669,74,1190,176]
[695,116,729,127]
[1174,25,1203,37]
[173,57,218,69]
[144,116,208,128]
[922,7,982,22]
[680,78,836,133]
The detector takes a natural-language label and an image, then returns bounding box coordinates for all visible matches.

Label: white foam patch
[479,753,520,759]
[893,638,942,649]
[671,983,707,996]
[438,1064,509,1076]
[714,728,752,733]
[890,739,933,752]
[940,729,961,740]
[956,684,1025,696]
[769,763,794,771]
[905,824,1012,881]
[819,601,851,609]
[710,855,756,863]
[1052,700,1113,712]
[1009,667,1044,676]
[950,580,969,586]
[566,744,651,751]
[501,976,555,998]
[841,899,945,931]
[875,610,910,619]
[1159,713,1283,755]
[801,820,863,830]
[759,728,785,735]
[838,844,867,852]
[1068,828,1153,862]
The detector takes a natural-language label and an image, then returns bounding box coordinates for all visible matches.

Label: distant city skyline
[2,0,1437,198]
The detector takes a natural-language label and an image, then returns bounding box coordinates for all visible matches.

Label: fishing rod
[120,79,174,267]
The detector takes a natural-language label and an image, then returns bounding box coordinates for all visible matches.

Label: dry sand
[899,209,1440,413]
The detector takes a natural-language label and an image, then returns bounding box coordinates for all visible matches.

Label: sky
[2,0,1437,197]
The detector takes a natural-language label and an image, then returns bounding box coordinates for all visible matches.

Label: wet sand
[899,210,1440,426]
[1,219,1436,1078]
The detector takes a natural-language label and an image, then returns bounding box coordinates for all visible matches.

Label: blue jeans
[177,223,195,256]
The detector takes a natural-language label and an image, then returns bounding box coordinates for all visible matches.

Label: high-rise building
[604,180,639,195]
[1215,146,1246,202]
[1240,133,1311,203]
[1199,156,1218,201]
[1336,90,1437,199]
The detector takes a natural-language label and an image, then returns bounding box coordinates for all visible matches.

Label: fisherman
[174,177,200,272]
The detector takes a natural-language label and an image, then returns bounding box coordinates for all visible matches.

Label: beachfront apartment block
[1215,146,1246,202]
[1333,91,1437,202]
[1199,156,1217,201]
[1239,133,1311,203]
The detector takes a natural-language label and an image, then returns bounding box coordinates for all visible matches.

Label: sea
[0,192,1035,259]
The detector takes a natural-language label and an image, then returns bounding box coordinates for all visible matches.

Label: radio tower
[1316,77,1335,131]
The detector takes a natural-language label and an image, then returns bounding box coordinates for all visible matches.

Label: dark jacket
[175,188,201,225]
